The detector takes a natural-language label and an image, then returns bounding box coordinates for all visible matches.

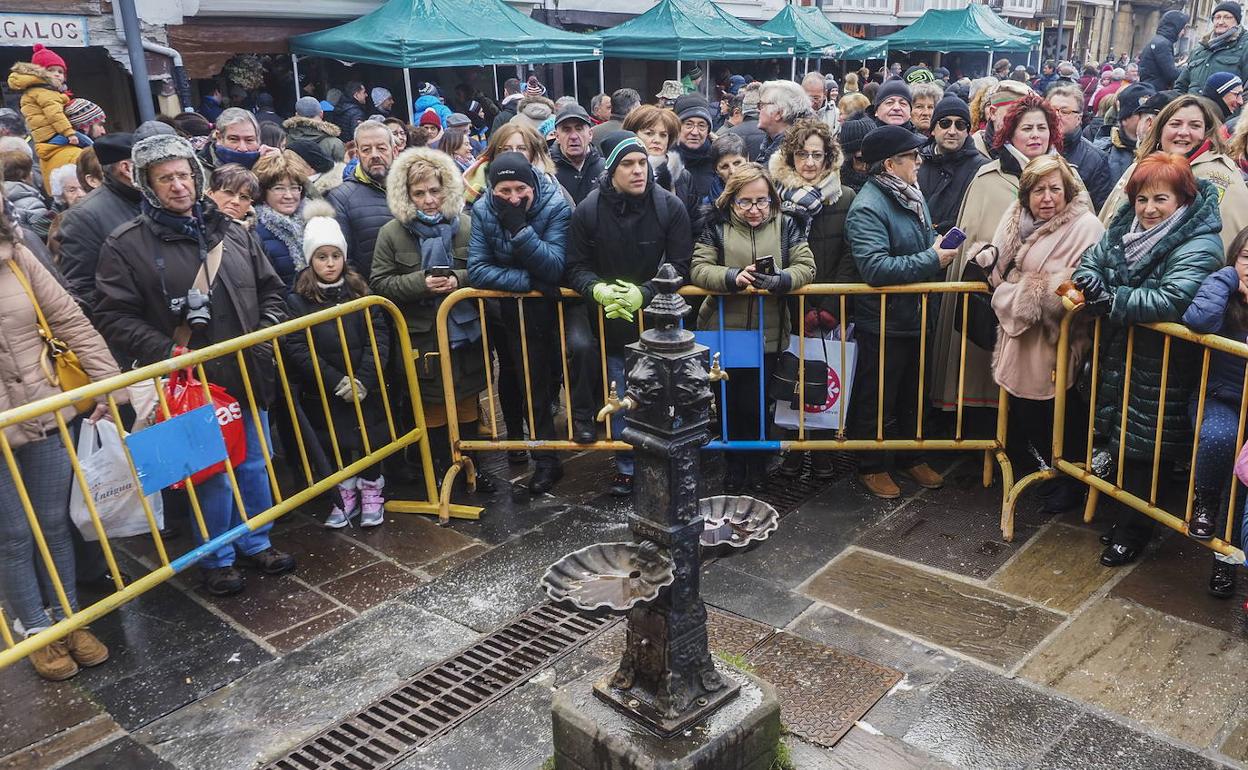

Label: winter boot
[1210,557,1238,599]
[359,476,386,527]
[1189,492,1216,540]
[324,477,359,529]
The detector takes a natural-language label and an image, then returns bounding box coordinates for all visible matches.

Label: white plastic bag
[69,420,164,541]
[774,333,858,431]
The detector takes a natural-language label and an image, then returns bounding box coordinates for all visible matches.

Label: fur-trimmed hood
[7,61,59,91]
[992,190,1094,274]
[282,115,341,138]
[768,150,844,205]
[385,147,465,224]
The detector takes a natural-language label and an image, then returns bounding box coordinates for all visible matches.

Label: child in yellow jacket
[7,45,91,193]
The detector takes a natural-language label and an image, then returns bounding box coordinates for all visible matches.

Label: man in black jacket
[672,93,718,218]
[1138,10,1189,91]
[1046,84,1112,209]
[917,95,987,235]
[335,81,368,138]
[491,78,523,135]
[550,104,605,205]
[328,121,395,278]
[720,86,768,160]
[1094,82,1158,183]
[94,134,294,597]
[564,131,692,496]
[56,133,140,311]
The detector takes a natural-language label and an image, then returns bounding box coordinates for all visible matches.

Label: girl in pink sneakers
[285,200,390,528]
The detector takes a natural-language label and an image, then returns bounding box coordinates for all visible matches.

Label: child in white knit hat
[283,199,391,528]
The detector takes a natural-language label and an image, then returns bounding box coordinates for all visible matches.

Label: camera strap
[172,241,224,348]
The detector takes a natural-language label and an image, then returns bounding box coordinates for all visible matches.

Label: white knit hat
[302,199,347,263]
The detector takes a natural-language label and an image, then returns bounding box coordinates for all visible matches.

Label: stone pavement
[3,450,1246,769]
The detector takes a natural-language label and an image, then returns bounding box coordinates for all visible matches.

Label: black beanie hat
[931,94,971,126]
[837,118,873,155]
[1214,1,1242,24]
[873,79,912,110]
[488,151,538,190]
[600,130,648,177]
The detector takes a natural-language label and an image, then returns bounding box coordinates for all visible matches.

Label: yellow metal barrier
[0,296,448,669]
[429,282,1015,526]
[1006,294,1248,563]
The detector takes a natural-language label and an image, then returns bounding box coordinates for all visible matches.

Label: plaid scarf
[1122,204,1189,267]
[871,172,926,222]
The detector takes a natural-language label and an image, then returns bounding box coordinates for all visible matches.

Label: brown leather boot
[860,472,900,499]
[29,639,78,681]
[66,628,109,667]
[900,463,945,490]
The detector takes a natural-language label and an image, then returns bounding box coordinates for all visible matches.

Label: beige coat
[931,155,1021,411]
[1098,151,1248,251]
[979,193,1103,400]
[0,240,120,449]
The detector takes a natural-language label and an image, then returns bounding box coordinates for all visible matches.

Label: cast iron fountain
[542,265,782,769]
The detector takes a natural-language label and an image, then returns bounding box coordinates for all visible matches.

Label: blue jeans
[193,411,274,569]
[605,354,634,476]
[0,435,77,633]
[45,131,93,147]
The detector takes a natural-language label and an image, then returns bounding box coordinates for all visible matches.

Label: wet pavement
[3,450,1245,769]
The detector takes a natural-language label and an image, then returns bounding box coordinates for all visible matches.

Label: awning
[760,6,886,60]
[598,0,794,61]
[288,0,603,68]
[880,4,1039,54]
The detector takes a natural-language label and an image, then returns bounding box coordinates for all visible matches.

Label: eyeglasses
[1053,107,1081,117]
[936,118,969,131]
[154,171,193,186]
[733,197,771,211]
[269,185,302,196]
[794,151,826,162]
[218,189,253,203]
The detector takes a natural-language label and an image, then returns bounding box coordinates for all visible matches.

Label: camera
[170,288,212,329]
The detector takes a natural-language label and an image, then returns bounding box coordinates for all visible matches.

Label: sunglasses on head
[936,117,969,131]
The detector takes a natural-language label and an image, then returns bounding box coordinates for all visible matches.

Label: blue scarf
[405,217,481,348]
[213,144,261,169]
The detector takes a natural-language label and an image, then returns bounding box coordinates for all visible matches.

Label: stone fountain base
[550,662,781,770]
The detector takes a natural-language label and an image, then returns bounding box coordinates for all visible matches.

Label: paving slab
[989,523,1115,612]
[1032,714,1227,770]
[900,665,1083,769]
[804,549,1064,668]
[319,560,424,611]
[60,734,177,770]
[1111,532,1248,636]
[1218,715,1248,763]
[135,601,479,770]
[815,727,955,770]
[0,661,102,757]
[193,571,340,638]
[0,714,119,769]
[700,562,813,629]
[344,509,481,569]
[265,608,356,653]
[1019,596,1248,749]
[266,525,380,586]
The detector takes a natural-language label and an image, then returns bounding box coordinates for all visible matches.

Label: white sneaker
[324,479,359,529]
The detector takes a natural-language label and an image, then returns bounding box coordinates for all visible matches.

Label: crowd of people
[8,4,1248,681]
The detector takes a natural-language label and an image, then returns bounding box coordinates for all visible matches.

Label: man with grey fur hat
[284,96,346,162]
[94,134,295,597]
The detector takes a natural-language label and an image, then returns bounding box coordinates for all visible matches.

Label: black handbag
[768,332,830,409]
[954,244,1001,352]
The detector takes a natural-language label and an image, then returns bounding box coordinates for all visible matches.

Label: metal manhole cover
[745,631,902,748]
[263,603,614,770]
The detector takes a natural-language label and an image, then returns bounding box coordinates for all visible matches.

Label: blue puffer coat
[1181,266,1248,406]
[468,172,571,292]
[254,208,301,290]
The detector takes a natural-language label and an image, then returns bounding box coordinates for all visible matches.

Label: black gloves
[751,271,785,293]
[1074,274,1113,317]
[498,199,528,236]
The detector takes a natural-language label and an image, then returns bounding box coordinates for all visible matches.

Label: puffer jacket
[1071,178,1224,459]
[768,151,858,313]
[1182,266,1248,405]
[327,165,391,279]
[1061,133,1112,211]
[4,180,49,232]
[371,148,484,404]
[7,62,71,143]
[0,240,120,449]
[467,170,571,293]
[691,209,816,351]
[282,116,346,162]
[1138,10,1188,91]
[918,136,989,235]
[846,174,943,338]
[1093,127,1138,185]
[1177,26,1248,94]
[253,205,304,290]
[56,175,143,311]
[334,95,366,138]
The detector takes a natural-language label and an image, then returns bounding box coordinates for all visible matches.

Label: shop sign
[0,14,89,48]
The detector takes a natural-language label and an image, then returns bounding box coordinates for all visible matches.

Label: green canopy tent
[880,4,1040,72]
[598,0,794,97]
[289,0,604,118]
[760,5,886,72]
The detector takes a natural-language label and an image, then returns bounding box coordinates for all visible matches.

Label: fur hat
[30,45,65,73]
[303,199,348,262]
[64,99,105,131]
[131,134,206,209]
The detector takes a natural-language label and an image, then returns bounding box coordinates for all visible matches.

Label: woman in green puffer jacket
[691,163,815,492]
[1071,153,1223,567]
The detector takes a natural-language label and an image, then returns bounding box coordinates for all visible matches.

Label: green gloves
[591,281,645,321]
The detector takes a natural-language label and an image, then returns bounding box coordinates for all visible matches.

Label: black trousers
[1005,389,1088,477]
[485,299,526,442]
[563,306,607,424]
[499,298,562,470]
[848,333,923,475]
[1109,457,1164,550]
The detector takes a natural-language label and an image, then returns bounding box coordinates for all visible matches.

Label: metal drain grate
[264,603,614,770]
[751,455,851,516]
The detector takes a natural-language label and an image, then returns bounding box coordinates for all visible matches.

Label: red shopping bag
[159,368,247,488]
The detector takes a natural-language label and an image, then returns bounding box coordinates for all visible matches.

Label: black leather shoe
[527,465,564,495]
[1100,543,1140,567]
[1210,560,1237,599]
[1099,525,1116,546]
[609,473,633,497]
[507,449,529,465]
[573,421,598,445]
[1189,504,1216,540]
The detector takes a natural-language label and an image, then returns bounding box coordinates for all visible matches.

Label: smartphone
[429,266,454,278]
[754,255,776,275]
[939,227,967,250]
